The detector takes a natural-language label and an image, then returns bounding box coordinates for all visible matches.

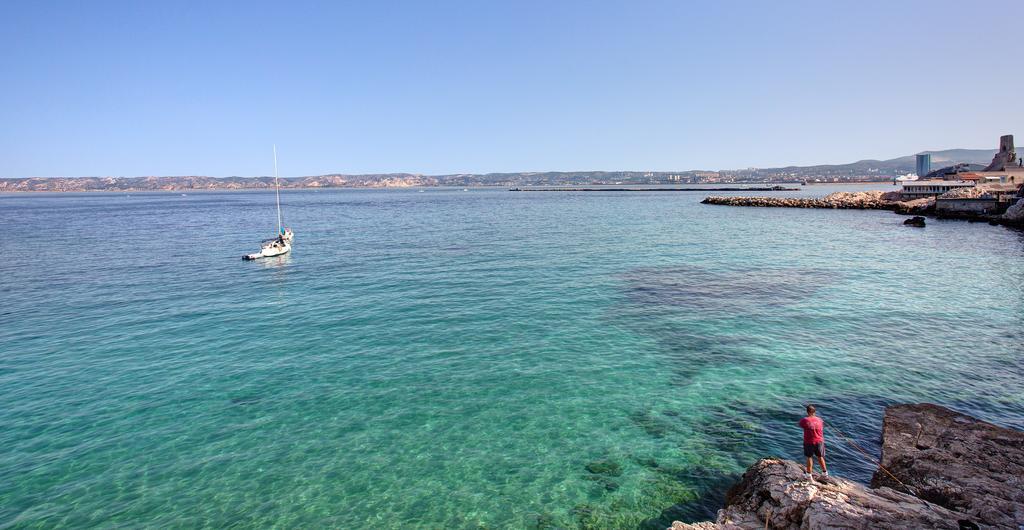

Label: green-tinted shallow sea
[1,185,1022,529]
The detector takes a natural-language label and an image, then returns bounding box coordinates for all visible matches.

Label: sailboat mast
[273,145,282,236]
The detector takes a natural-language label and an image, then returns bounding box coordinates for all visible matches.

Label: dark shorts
[803,442,825,458]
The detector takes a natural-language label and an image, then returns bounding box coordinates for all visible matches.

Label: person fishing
[799,404,828,479]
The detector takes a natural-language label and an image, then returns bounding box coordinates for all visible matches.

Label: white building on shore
[900,180,975,199]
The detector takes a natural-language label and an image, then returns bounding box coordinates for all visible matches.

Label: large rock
[893,196,936,215]
[1002,198,1024,222]
[669,459,962,529]
[872,403,1024,528]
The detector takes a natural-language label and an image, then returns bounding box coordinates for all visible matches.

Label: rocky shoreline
[702,190,1024,228]
[669,404,1024,529]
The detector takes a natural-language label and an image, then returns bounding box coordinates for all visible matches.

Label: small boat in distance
[244,146,294,260]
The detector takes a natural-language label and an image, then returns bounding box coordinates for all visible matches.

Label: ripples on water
[1,186,1022,528]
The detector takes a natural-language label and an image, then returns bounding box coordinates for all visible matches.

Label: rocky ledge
[670,404,1024,529]
[872,404,1024,528]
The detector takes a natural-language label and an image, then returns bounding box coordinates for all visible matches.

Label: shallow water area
[1,185,1022,529]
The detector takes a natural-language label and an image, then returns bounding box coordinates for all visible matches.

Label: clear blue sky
[2,1,1021,177]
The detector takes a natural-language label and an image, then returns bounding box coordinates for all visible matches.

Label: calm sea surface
[2,185,1022,529]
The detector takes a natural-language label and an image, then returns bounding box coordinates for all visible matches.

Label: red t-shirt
[799,416,824,444]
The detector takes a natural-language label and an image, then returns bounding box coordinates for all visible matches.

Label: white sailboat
[244,146,294,260]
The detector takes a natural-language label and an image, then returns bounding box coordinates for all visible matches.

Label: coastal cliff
[670,404,1024,529]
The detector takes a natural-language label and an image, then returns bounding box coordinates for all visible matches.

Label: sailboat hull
[243,242,291,260]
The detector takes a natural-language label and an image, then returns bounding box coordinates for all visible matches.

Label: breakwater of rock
[701,190,905,211]
[702,190,1024,227]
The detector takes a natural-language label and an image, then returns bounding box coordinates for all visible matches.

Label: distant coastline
[0,175,438,193]
[0,178,881,194]
[0,176,881,193]
[0,174,897,193]
[0,147,998,193]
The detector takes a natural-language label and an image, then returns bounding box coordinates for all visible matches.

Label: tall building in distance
[916,154,932,177]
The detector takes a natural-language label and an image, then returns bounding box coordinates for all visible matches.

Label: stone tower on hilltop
[983,134,1017,171]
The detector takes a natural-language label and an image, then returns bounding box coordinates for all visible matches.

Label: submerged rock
[903,216,926,227]
[629,409,678,438]
[229,395,262,406]
[584,474,621,491]
[873,403,1024,528]
[585,459,623,477]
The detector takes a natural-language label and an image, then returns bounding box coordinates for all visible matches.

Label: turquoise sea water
[2,185,1022,529]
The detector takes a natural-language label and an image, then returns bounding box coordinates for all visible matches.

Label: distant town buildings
[915,154,931,177]
[900,134,1023,219]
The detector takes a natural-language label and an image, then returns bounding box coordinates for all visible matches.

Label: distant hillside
[0,148,1003,192]
[0,174,439,192]
[767,149,996,177]
[883,148,997,168]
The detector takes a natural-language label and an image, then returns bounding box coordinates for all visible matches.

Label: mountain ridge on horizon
[0,148,1001,191]
[758,147,995,172]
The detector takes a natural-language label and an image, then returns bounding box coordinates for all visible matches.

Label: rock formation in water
[983,135,1017,171]
[872,403,1024,528]
[669,404,1024,530]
